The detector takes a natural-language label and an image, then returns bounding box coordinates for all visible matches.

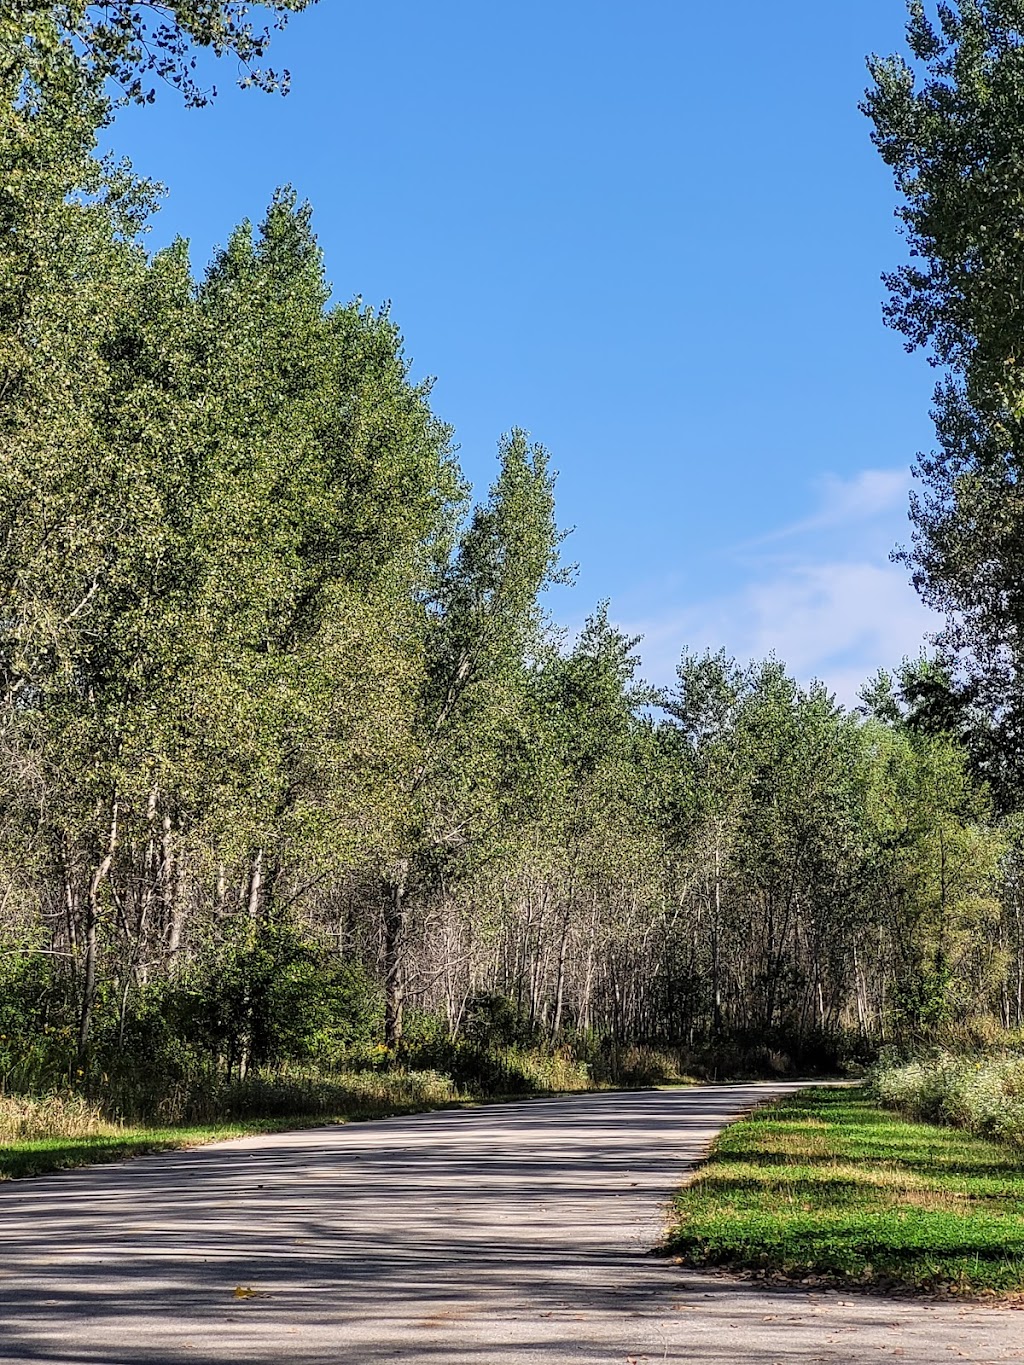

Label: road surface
[0,1083,1020,1362]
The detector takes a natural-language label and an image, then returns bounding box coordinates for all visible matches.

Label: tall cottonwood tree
[865,1,1024,803]
[0,75,461,1059]
[379,432,567,1046]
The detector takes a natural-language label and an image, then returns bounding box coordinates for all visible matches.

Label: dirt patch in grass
[665,1087,1024,1297]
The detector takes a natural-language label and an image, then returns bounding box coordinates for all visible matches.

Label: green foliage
[861,724,1006,1037]
[2,13,1024,1126]
[667,1087,1024,1294]
[865,3,1024,807]
[864,1,1024,404]
[875,1050,1024,1146]
[1,2,317,110]
[0,951,76,1091]
[173,922,323,1069]
[462,992,538,1047]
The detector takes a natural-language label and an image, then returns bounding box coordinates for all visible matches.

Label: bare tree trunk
[159,812,173,941]
[167,857,187,960]
[384,859,409,1049]
[580,894,598,1034]
[234,848,267,1083]
[853,940,867,1036]
[64,864,79,959]
[610,964,622,1080]
[78,797,119,1064]
[247,847,264,922]
[551,901,572,1037]
[711,838,723,1036]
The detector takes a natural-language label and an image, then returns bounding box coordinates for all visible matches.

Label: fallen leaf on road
[232,1286,258,1299]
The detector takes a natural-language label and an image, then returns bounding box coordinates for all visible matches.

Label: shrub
[874,1051,1024,1147]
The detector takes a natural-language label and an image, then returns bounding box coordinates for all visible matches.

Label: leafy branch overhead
[1,1,317,107]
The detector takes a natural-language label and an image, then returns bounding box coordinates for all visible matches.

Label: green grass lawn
[665,1086,1024,1296]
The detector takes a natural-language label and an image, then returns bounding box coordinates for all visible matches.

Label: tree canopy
[1,1,1023,1111]
[2,0,316,108]
[864,1,1024,807]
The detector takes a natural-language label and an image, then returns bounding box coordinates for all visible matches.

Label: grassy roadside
[0,1101,497,1181]
[665,1086,1024,1296]
[0,1041,706,1183]
[2,1121,301,1180]
[0,1075,555,1182]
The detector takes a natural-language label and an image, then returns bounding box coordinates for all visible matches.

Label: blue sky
[103,0,941,703]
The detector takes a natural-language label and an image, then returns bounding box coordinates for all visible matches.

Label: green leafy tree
[861,724,1006,1039]
[1,1,316,108]
[380,431,568,1048]
[527,607,654,1041]
[660,650,752,1037]
[864,2,1024,805]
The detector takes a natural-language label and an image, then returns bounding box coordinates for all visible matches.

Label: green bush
[0,949,78,1091]
[874,1051,1024,1147]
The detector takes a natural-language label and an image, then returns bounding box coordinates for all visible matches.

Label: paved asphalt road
[0,1083,1021,1363]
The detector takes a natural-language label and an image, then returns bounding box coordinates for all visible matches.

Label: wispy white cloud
[614,467,940,707]
[628,561,935,705]
[747,468,910,547]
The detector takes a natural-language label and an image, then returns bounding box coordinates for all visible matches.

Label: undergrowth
[0,1049,610,1182]
[0,1068,475,1181]
[874,1051,1024,1147]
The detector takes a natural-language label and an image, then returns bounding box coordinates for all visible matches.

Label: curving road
[0,1083,1020,1363]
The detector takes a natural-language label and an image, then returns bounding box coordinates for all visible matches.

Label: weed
[874,1052,1024,1146]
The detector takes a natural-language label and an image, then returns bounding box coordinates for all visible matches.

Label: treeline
[3,1,1024,1106]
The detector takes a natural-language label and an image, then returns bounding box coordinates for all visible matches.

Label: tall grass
[0,1047,597,1164]
[0,1092,119,1142]
[107,1064,465,1126]
[0,1068,477,1181]
[0,1031,709,1181]
[874,1051,1024,1147]
[0,1070,467,1147]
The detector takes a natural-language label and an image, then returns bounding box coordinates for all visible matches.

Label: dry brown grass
[0,1069,468,1182]
[0,1093,121,1142]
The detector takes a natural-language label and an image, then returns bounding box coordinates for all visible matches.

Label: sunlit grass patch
[665,1087,1024,1295]
[0,1053,611,1182]
[0,1069,472,1181]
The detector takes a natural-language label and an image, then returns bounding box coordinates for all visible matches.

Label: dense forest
[4,2,1024,1114]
